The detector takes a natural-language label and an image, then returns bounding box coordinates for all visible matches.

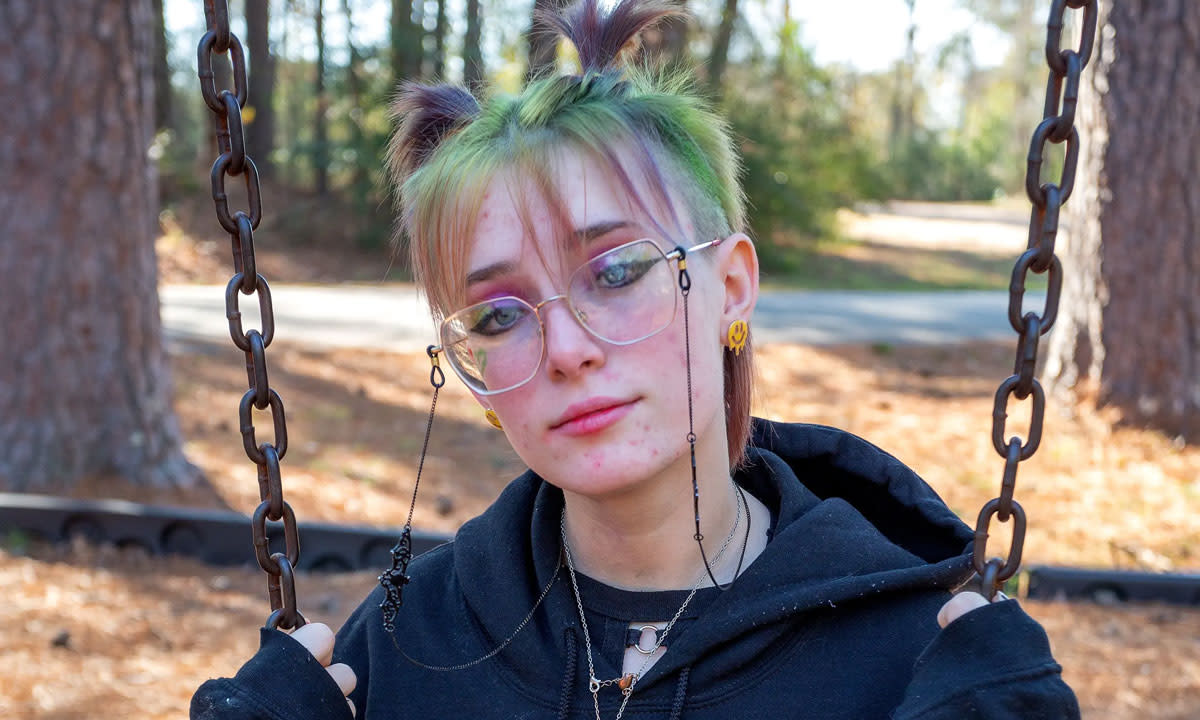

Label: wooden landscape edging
[1,493,1197,606]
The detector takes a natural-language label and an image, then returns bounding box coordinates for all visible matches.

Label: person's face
[458,150,729,499]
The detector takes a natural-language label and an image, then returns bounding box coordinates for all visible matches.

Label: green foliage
[882,129,1000,202]
[722,22,882,273]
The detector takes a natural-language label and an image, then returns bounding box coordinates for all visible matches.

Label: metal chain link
[197,0,304,630]
[973,0,1098,599]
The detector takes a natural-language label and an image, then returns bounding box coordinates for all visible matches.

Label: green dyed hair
[385,0,755,468]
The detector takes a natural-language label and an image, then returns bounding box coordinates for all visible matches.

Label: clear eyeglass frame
[432,237,722,396]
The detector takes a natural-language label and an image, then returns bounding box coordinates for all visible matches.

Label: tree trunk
[888,0,917,159]
[463,0,484,89]
[342,0,368,195]
[706,0,737,95]
[0,1,199,490]
[246,0,276,178]
[391,0,423,82]
[314,0,329,195]
[151,0,172,132]
[526,0,569,80]
[279,1,299,179]
[1045,0,1200,440]
[433,0,448,78]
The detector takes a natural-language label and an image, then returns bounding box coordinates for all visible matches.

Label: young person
[192,1,1079,717]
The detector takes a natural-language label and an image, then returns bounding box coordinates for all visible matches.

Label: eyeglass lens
[440,240,678,394]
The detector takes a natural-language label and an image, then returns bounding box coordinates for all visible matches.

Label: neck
[561,418,741,590]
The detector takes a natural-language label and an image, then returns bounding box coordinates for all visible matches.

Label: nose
[538,296,605,382]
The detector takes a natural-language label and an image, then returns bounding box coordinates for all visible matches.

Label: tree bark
[151,0,172,132]
[391,0,423,82]
[706,0,737,95]
[314,0,329,195]
[342,0,368,195]
[1045,0,1200,440]
[433,0,448,78]
[0,1,199,489]
[463,0,484,89]
[888,0,917,159]
[246,0,276,178]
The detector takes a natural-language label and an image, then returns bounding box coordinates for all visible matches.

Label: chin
[538,436,685,499]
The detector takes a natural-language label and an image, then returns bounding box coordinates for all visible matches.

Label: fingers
[937,591,990,628]
[286,624,356,716]
[326,663,357,697]
[290,622,335,666]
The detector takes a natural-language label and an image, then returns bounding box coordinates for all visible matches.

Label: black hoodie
[192,420,1080,719]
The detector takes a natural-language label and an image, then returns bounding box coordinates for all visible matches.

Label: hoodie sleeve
[893,599,1080,720]
[190,628,355,720]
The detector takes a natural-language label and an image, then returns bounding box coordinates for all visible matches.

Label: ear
[713,233,759,344]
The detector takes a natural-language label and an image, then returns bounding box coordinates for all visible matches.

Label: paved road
[161,284,1045,350]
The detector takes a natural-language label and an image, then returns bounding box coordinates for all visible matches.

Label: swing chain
[973,0,1097,600]
[197,0,305,630]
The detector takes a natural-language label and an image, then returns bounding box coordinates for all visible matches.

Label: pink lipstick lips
[550,397,639,436]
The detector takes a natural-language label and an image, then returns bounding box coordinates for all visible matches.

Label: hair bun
[387,82,481,186]
[540,0,685,74]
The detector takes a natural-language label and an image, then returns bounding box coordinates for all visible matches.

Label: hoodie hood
[448,419,975,709]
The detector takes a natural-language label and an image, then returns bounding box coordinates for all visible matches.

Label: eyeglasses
[435,238,721,395]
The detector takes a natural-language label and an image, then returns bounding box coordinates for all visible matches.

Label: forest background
[156,0,1049,273]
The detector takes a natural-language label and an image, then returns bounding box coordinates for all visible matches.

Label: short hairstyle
[386,0,755,468]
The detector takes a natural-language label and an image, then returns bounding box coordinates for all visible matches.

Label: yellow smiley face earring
[726,319,748,356]
[484,409,503,429]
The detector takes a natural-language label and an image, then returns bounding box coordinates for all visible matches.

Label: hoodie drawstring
[557,628,579,720]
[668,667,691,720]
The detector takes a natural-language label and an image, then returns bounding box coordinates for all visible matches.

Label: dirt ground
[5,339,1198,719]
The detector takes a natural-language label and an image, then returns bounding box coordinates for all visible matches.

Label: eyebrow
[464,221,634,286]
[572,220,632,243]
[465,260,518,286]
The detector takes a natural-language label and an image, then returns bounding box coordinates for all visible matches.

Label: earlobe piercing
[485,409,504,429]
[726,319,748,356]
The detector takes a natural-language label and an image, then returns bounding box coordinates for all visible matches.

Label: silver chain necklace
[560,487,747,720]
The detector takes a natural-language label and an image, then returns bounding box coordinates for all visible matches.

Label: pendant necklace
[560,486,749,720]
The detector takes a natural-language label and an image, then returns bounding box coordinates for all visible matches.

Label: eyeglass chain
[561,484,748,720]
[378,345,563,669]
[677,246,734,590]
[379,345,445,633]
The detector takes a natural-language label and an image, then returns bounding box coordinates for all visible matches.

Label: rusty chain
[197,0,304,630]
[972,0,1098,600]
